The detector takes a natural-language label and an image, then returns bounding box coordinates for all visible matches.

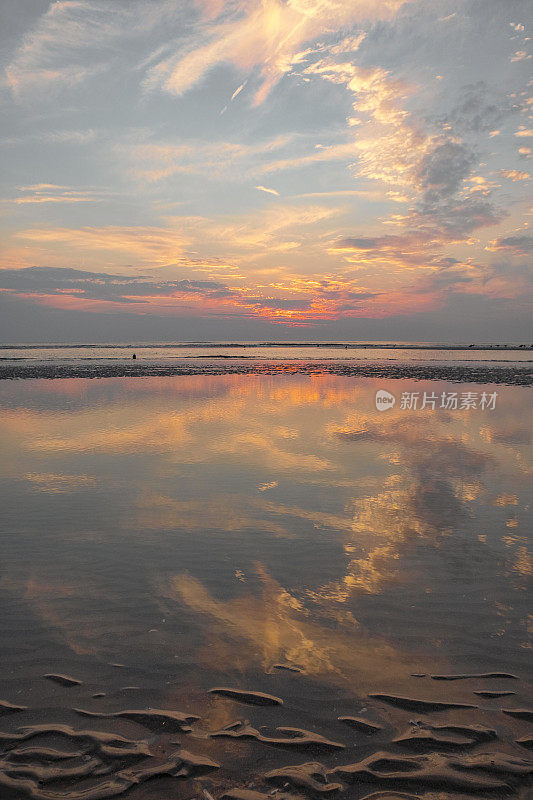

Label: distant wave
[1,341,531,351]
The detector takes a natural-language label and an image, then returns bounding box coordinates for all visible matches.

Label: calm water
[0,373,531,799]
[2,341,533,366]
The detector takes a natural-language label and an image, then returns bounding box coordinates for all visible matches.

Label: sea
[0,342,531,799]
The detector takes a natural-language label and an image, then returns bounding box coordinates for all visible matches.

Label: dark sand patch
[74,707,199,733]
[447,751,533,778]
[265,761,343,793]
[338,716,382,734]
[393,721,497,752]
[424,723,497,742]
[208,688,283,706]
[44,673,82,687]
[368,694,478,712]
[220,790,299,800]
[517,735,533,749]
[273,664,303,673]
[7,744,85,761]
[502,708,533,721]
[210,721,345,750]
[358,793,422,800]
[329,750,532,792]
[0,723,153,757]
[431,672,519,681]
[0,700,27,715]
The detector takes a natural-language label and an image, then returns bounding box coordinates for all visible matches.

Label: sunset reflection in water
[0,374,531,704]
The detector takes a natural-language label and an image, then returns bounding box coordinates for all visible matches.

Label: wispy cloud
[146,0,414,106]
[499,169,530,181]
[15,225,191,265]
[231,82,246,100]
[255,185,279,196]
[8,185,106,205]
[123,133,295,182]
[5,0,182,98]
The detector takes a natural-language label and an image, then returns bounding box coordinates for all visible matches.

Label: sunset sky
[0,0,531,342]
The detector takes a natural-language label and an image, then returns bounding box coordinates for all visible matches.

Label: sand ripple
[1,676,532,799]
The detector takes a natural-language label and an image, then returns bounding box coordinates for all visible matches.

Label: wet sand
[0,360,532,384]
[1,674,532,799]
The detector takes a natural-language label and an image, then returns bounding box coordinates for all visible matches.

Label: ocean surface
[0,366,532,798]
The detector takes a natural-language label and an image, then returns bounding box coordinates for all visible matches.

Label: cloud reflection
[0,374,530,684]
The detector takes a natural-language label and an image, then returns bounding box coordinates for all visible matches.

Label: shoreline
[1,360,532,385]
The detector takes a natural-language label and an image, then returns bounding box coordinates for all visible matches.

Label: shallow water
[0,374,531,799]
[2,341,533,365]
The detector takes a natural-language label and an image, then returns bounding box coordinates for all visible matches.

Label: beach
[0,360,531,799]
[1,342,532,385]
[3,0,532,794]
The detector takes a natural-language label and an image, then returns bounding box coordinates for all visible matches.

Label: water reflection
[0,375,531,693]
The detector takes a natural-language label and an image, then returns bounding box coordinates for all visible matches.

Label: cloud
[0,130,97,147]
[499,169,530,181]
[255,185,279,196]
[486,234,533,254]
[0,266,228,298]
[170,202,342,256]
[12,196,99,205]
[15,225,191,265]
[0,266,241,314]
[124,134,295,182]
[290,190,377,198]
[7,185,106,205]
[328,229,532,310]
[146,0,415,105]
[412,196,503,238]
[418,141,475,205]
[295,57,504,237]
[230,82,246,100]
[0,265,379,324]
[299,60,426,189]
[19,184,68,192]
[438,82,521,135]
[5,0,184,98]
[7,63,106,98]
[255,140,362,176]
[1,0,531,338]
[333,237,379,251]
[7,202,342,277]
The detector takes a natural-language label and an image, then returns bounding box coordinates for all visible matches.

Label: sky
[0,0,532,343]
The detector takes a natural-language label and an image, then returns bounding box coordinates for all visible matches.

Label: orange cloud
[499,169,530,181]
[148,0,415,106]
